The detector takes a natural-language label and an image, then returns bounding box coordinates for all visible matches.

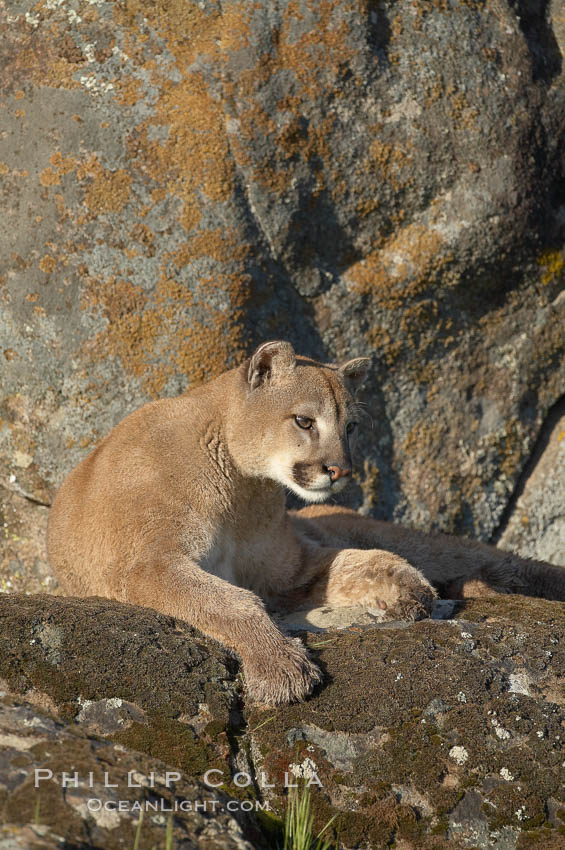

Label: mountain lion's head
[229,341,370,502]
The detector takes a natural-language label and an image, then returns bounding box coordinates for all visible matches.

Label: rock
[0,697,258,850]
[0,0,564,557]
[277,598,458,633]
[0,486,54,595]
[248,596,565,849]
[498,405,565,567]
[2,593,565,848]
[0,594,244,787]
[277,605,392,633]
[0,823,68,850]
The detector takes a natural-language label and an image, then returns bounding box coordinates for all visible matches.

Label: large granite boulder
[498,407,565,567]
[1,593,565,849]
[1,0,564,575]
[0,486,52,595]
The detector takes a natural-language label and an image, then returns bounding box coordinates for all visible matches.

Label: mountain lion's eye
[346,421,358,435]
[295,415,313,430]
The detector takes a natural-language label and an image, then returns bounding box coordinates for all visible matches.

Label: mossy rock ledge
[1,593,565,848]
[0,698,260,850]
[0,593,267,848]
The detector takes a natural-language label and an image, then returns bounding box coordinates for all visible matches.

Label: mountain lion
[48,341,565,705]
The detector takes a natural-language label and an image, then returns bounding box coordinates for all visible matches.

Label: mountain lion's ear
[339,357,371,393]
[248,341,297,389]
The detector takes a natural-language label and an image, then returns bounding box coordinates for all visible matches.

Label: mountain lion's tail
[446,552,565,602]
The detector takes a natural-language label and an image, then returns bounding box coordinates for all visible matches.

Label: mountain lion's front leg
[123,556,322,706]
[282,545,437,621]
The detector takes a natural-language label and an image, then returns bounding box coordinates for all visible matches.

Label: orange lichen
[165,272,251,387]
[364,324,404,367]
[39,168,60,187]
[219,2,253,52]
[80,267,250,396]
[5,0,270,405]
[127,71,233,230]
[365,135,414,192]
[50,152,76,175]
[346,223,445,305]
[280,1,353,89]
[217,0,357,203]
[538,251,564,286]
[9,18,81,92]
[112,1,233,233]
[186,229,251,264]
[83,162,133,215]
[114,76,143,106]
[39,256,57,274]
[80,277,158,378]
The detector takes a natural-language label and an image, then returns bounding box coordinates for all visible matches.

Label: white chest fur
[200,532,237,585]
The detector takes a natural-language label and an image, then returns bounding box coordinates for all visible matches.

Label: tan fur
[48,341,565,705]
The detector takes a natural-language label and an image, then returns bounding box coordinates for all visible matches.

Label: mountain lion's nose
[325,464,351,482]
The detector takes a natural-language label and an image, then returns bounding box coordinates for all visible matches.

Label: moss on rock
[247,597,565,849]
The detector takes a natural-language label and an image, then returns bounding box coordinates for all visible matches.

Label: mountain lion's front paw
[243,638,323,706]
[380,565,437,622]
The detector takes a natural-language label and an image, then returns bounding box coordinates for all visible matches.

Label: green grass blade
[282,783,338,850]
[132,807,143,850]
[165,813,174,850]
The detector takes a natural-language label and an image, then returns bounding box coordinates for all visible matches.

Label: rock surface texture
[1,593,565,849]
[0,696,261,850]
[1,0,564,571]
[0,697,259,850]
[498,403,565,567]
[0,594,267,848]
